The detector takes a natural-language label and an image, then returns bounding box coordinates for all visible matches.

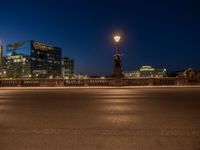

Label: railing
[0,77,199,87]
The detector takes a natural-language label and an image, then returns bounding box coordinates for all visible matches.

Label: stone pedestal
[113,54,123,78]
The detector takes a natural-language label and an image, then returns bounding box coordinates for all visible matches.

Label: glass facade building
[6,41,61,78]
[61,57,74,78]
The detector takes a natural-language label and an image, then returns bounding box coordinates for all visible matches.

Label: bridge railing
[0,77,199,87]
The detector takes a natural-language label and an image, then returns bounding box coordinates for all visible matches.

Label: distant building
[123,70,140,78]
[0,45,3,78]
[61,57,74,78]
[168,70,184,77]
[140,66,167,78]
[183,68,196,78]
[1,57,7,78]
[74,74,88,79]
[6,40,61,78]
[197,71,200,78]
[0,44,3,68]
[124,66,167,78]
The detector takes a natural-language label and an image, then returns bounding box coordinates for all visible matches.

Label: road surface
[0,87,200,150]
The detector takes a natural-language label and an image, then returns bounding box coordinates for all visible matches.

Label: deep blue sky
[0,0,200,75]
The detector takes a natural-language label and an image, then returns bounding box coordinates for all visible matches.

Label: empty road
[0,87,200,150]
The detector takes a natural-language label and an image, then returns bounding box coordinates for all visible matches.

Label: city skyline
[0,0,200,75]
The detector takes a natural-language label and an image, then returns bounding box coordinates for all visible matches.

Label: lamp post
[113,34,123,78]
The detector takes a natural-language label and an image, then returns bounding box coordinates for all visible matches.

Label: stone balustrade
[0,77,199,87]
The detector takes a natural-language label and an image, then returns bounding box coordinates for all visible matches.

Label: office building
[6,40,61,78]
[61,57,74,78]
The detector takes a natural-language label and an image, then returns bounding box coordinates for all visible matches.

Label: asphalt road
[0,87,200,150]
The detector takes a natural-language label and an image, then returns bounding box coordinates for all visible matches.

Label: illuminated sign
[8,41,28,50]
[32,41,58,51]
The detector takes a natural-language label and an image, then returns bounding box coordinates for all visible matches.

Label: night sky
[0,0,200,75]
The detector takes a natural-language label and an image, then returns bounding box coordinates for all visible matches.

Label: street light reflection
[100,103,139,112]
[98,99,132,104]
[96,89,143,125]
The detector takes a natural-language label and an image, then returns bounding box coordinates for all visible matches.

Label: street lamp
[112,33,123,78]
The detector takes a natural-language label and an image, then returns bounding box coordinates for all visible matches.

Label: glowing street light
[114,35,121,43]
